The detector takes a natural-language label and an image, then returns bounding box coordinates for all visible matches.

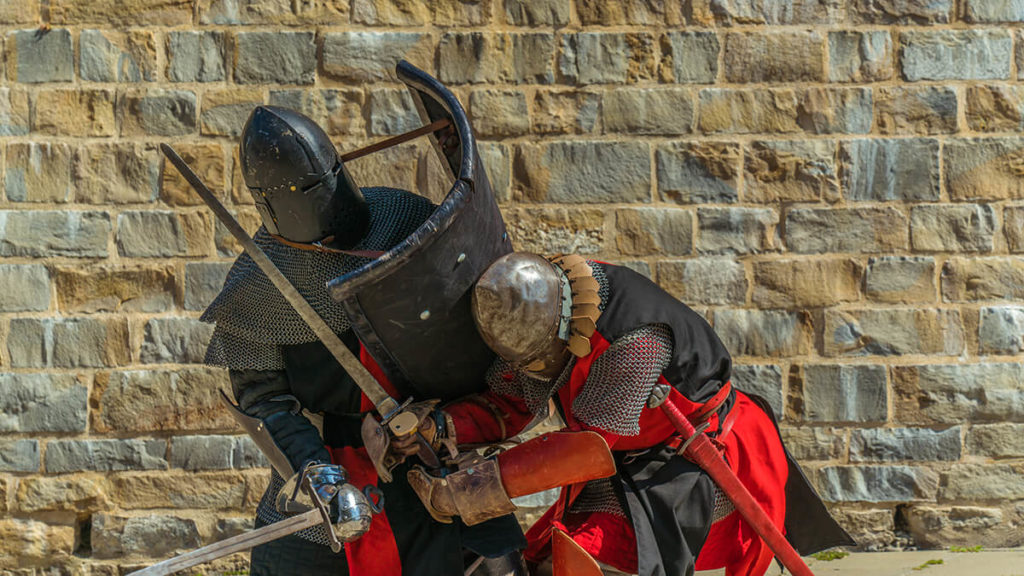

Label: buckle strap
[270,233,386,259]
[688,381,732,425]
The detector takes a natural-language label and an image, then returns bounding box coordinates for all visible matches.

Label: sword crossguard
[302,474,344,553]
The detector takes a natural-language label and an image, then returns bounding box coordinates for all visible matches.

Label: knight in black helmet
[200,105,465,575]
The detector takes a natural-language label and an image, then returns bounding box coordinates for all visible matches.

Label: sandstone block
[9,317,131,368]
[696,207,779,255]
[7,29,73,83]
[865,257,935,304]
[965,85,1024,132]
[901,30,1012,81]
[167,31,226,83]
[16,475,106,513]
[120,88,197,137]
[235,31,316,85]
[698,89,800,134]
[786,207,907,254]
[322,32,433,82]
[828,31,894,83]
[80,29,156,82]
[942,257,1024,302]
[185,262,232,311]
[0,373,87,433]
[76,143,160,204]
[0,519,74,565]
[478,142,511,203]
[0,0,40,24]
[840,138,940,202]
[732,364,783,416]
[0,439,39,472]
[55,265,175,314]
[514,141,650,204]
[945,138,1024,201]
[161,142,227,207]
[200,89,262,137]
[109,471,247,510]
[875,86,957,135]
[802,364,887,423]
[602,88,694,135]
[657,142,739,205]
[967,423,1024,458]
[656,258,746,306]
[939,463,1024,501]
[530,90,599,135]
[780,427,845,461]
[745,140,839,203]
[202,0,348,24]
[92,368,234,433]
[797,87,873,135]
[4,142,73,203]
[0,210,111,258]
[50,0,192,25]
[660,31,718,84]
[850,427,961,462]
[577,0,684,25]
[849,0,952,23]
[722,31,824,83]
[910,204,995,253]
[692,0,843,24]
[368,87,420,136]
[432,0,489,25]
[141,317,215,365]
[170,435,234,471]
[752,258,862,308]
[439,32,555,84]
[893,362,1024,424]
[503,0,569,25]
[468,90,529,138]
[269,89,365,136]
[830,508,895,551]
[34,89,116,137]
[823,308,965,357]
[117,211,212,258]
[214,207,262,257]
[92,514,200,559]
[615,208,692,256]
[0,87,30,135]
[714,310,810,357]
[907,506,1019,549]
[0,264,50,312]
[351,0,430,25]
[979,306,1024,355]
[46,439,166,473]
[818,466,939,502]
[1007,207,1024,252]
[560,32,655,84]
[502,207,604,255]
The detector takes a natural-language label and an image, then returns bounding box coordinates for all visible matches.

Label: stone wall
[2,0,1023,572]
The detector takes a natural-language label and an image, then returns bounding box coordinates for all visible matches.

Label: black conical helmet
[240,105,369,248]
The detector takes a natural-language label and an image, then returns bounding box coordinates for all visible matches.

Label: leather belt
[664,381,736,453]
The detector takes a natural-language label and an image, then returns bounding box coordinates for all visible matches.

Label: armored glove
[277,462,381,543]
[361,400,457,482]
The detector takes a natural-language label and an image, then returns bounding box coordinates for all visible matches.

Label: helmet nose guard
[241,105,368,247]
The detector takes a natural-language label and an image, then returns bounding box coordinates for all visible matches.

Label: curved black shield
[326,61,512,401]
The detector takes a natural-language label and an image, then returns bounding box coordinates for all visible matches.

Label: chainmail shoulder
[572,323,674,436]
[202,187,435,370]
[484,356,575,418]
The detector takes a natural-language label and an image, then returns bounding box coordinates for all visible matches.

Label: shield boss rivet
[420,310,431,320]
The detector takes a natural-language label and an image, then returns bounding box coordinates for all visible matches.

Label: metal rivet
[440,479,447,486]
[502,232,508,241]
[457,253,466,263]
[420,310,431,320]
[466,468,474,475]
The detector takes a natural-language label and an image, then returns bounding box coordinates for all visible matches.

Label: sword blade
[159,143,400,418]
[127,508,324,576]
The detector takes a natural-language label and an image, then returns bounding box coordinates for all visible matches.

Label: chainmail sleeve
[571,323,674,436]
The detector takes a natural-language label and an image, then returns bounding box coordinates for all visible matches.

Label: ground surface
[697,549,1024,576]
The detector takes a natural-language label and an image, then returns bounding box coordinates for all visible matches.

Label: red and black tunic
[447,262,853,576]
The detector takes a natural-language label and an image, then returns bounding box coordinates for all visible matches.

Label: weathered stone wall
[2,0,1023,572]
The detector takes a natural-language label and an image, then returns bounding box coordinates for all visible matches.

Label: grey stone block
[322,32,432,82]
[850,0,953,23]
[0,210,110,258]
[864,256,935,303]
[170,435,234,471]
[560,32,629,84]
[9,28,73,83]
[92,514,200,559]
[964,0,1024,22]
[715,310,808,357]
[979,306,1024,355]
[828,31,894,82]
[663,32,718,83]
[911,204,995,253]
[123,89,197,137]
[850,427,962,462]
[478,142,511,203]
[233,436,269,469]
[0,264,50,312]
[7,318,50,368]
[706,0,843,24]
[803,364,888,423]
[602,88,693,135]
[966,423,1024,458]
[368,88,420,136]
[656,258,747,306]
[185,262,231,311]
[825,308,965,357]
[200,97,259,138]
[80,30,151,82]
[657,142,740,204]
[0,439,40,472]
[786,207,907,253]
[938,463,1024,501]
[167,31,226,82]
[516,141,650,204]
[0,87,30,136]
[841,139,940,202]
[0,373,87,432]
[235,31,316,85]
[614,208,692,256]
[894,363,1024,424]
[876,86,957,135]
[901,30,1012,81]
[141,317,215,364]
[797,87,873,134]
[697,207,780,255]
[51,317,128,368]
[116,211,205,258]
[46,439,167,473]
[732,364,783,416]
[945,138,1024,201]
[781,427,845,461]
[818,465,939,502]
[4,142,73,203]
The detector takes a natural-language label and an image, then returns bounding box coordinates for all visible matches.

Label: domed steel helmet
[241,105,369,248]
[471,252,601,378]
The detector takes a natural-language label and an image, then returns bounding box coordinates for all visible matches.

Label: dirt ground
[697,549,1024,576]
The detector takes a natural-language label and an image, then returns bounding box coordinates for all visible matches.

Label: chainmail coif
[202,187,436,371]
